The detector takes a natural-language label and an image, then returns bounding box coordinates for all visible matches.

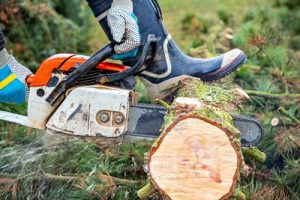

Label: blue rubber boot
[87,0,247,100]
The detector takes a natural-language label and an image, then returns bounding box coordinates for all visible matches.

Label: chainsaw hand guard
[97,34,157,84]
[46,43,115,106]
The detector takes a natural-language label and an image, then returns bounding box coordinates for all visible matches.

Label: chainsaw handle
[96,34,157,84]
[46,43,115,106]
[66,44,115,84]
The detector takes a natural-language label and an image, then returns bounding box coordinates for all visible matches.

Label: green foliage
[275,0,300,10]
[0,0,93,69]
[181,13,213,35]
[217,5,233,26]
[290,35,300,50]
[51,0,88,26]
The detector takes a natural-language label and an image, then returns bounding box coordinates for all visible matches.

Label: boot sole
[200,53,247,82]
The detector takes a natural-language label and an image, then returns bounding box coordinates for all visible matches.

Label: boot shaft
[0,31,5,51]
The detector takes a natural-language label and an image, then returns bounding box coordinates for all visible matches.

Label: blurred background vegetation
[0,0,299,199]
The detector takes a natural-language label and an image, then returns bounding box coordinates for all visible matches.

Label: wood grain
[149,116,242,200]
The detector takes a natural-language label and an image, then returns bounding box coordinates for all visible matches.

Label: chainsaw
[0,35,263,147]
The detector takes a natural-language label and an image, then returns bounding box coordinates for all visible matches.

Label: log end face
[149,117,242,200]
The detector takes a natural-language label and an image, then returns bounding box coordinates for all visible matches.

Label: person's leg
[0,31,32,104]
[87,0,247,101]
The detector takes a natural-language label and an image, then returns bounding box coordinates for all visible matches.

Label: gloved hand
[0,31,32,104]
[108,0,141,60]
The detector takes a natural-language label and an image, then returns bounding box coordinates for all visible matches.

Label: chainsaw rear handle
[97,34,157,84]
[46,43,115,106]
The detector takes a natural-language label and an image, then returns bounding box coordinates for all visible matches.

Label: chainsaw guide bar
[0,103,263,147]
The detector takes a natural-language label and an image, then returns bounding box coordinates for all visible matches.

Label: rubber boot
[87,0,247,100]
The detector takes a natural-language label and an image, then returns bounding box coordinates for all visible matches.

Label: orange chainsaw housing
[26,54,129,87]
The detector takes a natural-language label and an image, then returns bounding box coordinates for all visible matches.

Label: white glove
[0,48,32,104]
[0,30,32,104]
[107,0,141,56]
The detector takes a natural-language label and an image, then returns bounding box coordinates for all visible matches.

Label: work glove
[0,31,32,104]
[108,0,141,60]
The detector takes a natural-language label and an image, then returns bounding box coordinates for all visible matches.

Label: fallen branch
[96,173,145,186]
[245,90,300,99]
[43,173,84,182]
[0,172,144,186]
[0,172,84,182]
[271,118,281,127]
[288,135,300,149]
[155,99,171,109]
[0,173,34,180]
[278,107,300,126]
[137,181,157,200]
[242,148,266,163]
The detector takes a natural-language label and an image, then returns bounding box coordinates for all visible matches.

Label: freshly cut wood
[138,79,254,200]
[148,115,242,200]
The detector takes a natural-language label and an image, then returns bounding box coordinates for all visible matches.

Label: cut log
[148,115,242,200]
[138,79,262,200]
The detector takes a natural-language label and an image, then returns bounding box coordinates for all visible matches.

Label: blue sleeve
[85,0,114,41]
[0,32,5,51]
[85,0,113,18]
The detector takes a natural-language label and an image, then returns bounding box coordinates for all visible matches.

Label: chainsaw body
[25,53,134,137]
